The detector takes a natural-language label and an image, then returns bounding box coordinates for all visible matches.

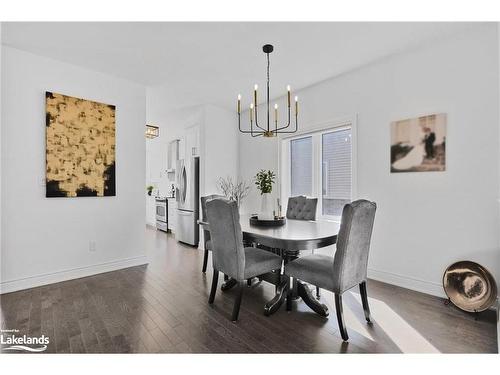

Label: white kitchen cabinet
[167,197,177,232]
[146,195,157,226]
[167,139,179,171]
[185,124,200,157]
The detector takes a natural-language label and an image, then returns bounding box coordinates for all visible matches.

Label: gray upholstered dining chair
[286,196,318,221]
[286,196,321,298]
[200,194,224,273]
[206,198,283,321]
[285,199,377,341]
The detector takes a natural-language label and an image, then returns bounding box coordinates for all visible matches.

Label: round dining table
[199,214,341,316]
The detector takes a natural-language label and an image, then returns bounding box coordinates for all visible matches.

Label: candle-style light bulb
[287,85,291,107]
[287,85,291,91]
[237,94,241,114]
[254,84,258,91]
[295,96,298,115]
[254,84,258,108]
[274,103,278,109]
[274,103,278,124]
[250,103,254,122]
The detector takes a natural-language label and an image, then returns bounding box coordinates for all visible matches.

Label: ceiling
[1,22,480,111]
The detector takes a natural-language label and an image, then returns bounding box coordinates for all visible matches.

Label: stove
[155,197,168,232]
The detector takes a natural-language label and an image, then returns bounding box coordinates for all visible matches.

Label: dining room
[1,17,499,361]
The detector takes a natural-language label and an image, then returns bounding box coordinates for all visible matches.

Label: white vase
[259,193,274,220]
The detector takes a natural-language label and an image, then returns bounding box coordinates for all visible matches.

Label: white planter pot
[259,193,274,220]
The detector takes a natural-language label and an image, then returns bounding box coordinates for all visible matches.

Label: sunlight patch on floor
[342,295,376,342]
[347,292,440,353]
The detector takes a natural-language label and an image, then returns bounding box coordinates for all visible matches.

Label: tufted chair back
[286,196,318,221]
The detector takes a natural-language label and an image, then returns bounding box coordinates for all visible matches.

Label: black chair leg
[231,281,245,321]
[208,269,219,304]
[286,278,293,311]
[202,248,209,273]
[224,274,229,281]
[359,281,372,323]
[316,286,320,299]
[335,293,349,341]
[247,278,252,287]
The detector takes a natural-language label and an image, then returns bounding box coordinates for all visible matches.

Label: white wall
[145,84,204,225]
[1,47,148,293]
[145,84,238,225]
[201,105,239,196]
[497,23,500,350]
[239,24,500,297]
[0,24,3,288]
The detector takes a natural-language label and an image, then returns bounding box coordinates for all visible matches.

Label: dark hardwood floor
[1,227,497,353]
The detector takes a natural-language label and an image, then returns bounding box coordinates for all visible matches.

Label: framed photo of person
[390,113,446,173]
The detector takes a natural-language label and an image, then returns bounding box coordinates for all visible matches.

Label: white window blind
[322,129,352,216]
[290,136,312,197]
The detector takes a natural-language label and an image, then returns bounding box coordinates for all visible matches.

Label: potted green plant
[146,185,154,196]
[255,169,276,219]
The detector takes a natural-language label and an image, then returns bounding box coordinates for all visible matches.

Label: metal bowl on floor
[442,261,497,313]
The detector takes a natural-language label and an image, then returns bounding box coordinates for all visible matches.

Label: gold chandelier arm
[238,112,264,134]
[253,105,267,131]
[276,112,298,134]
[275,102,291,131]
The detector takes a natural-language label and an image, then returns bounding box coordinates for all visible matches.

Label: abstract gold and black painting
[45,92,116,197]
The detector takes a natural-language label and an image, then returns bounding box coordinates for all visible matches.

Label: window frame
[279,116,358,222]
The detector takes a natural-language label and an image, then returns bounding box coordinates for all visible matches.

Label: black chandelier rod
[266,51,270,133]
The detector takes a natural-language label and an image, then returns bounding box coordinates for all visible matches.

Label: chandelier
[237,44,298,137]
[145,124,159,139]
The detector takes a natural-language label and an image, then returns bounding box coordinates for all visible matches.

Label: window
[283,121,354,220]
[290,136,313,196]
[322,129,352,216]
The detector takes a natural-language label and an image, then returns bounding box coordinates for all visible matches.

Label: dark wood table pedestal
[221,249,329,317]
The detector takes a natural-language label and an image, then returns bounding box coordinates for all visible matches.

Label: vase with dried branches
[216,177,251,208]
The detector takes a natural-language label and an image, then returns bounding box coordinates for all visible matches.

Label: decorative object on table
[145,124,159,139]
[391,113,446,173]
[216,176,251,207]
[237,44,299,138]
[249,215,286,227]
[276,198,282,218]
[45,91,116,197]
[146,185,154,196]
[443,261,497,313]
[255,169,276,220]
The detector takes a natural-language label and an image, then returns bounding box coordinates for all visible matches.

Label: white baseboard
[368,268,446,299]
[0,255,149,294]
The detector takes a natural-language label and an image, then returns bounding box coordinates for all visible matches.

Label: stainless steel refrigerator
[175,157,200,246]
